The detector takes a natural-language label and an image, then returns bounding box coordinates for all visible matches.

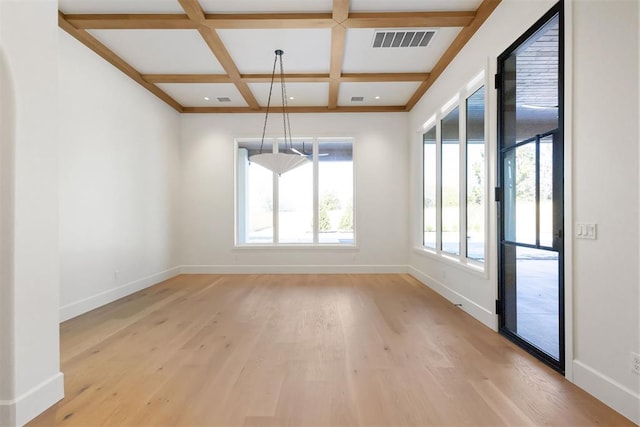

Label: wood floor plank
[28,274,635,427]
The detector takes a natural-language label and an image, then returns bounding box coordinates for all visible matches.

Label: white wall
[571,0,639,422]
[408,0,640,423]
[0,0,15,411]
[58,30,182,321]
[178,113,409,272]
[0,1,63,426]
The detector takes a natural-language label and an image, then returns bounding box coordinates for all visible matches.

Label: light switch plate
[576,223,597,239]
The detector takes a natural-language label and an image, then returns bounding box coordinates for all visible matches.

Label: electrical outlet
[632,352,640,375]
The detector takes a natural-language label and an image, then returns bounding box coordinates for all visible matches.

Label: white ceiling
[338,82,421,106]
[88,29,225,74]
[248,82,330,106]
[59,0,186,13]
[350,0,482,12]
[198,0,334,14]
[58,0,492,113]
[217,28,333,74]
[157,83,248,107]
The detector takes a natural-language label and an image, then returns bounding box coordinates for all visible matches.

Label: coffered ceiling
[58,0,502,113]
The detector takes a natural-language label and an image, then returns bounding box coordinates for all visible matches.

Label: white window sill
[234,244,359,251]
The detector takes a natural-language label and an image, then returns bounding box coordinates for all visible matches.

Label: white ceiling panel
[338,82,420,106]
[199,0,333,13]
[248,82,329,106]
[156,83,248,107]
[350,0,481,12]
[342,27,462,73]
[88,29,225,74]
[58,0,184,14]
[218,29,331,74]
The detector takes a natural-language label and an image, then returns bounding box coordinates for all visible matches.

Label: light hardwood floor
[29,274,634,427]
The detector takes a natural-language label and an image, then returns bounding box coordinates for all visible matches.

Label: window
[441,106,460,255]
[421,76,486,266]
[466,86,486,261]
[423,126,437,249]
[236,137,354,245]
[278,139,313,244]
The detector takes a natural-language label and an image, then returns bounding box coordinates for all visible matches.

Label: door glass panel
[423,126,437,249]
[441,107,460,255]
[503,143,536,245]
[502,16,560,147]
[503,246,559,359]
[539,136,554,247]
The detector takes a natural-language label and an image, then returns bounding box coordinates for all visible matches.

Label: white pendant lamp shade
[250,152,309,175]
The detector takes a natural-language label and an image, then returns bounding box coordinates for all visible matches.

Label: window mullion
[436,121,442,252]
[460,98,468,260]
[273,139,279,244]
[313,138,319,244]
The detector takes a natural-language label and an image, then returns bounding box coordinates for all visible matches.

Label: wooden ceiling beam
[63,14,196,29]
[143,74,232,84]
[242,74,330,83]
[177,0,205,22]
[203,13,334,29]
[343,11,476,28]
[405,0,502,111]
[63,11,474,30]
[64,11,475,30]
[58,12,183,113]
[143,73,429,84]
[328,80,340,109]
[62,13,336,30]
[183,105,407,114]
[328,24,346,109]
[326,0,350,108]
[340,72,429,82]
[332,0,350,24]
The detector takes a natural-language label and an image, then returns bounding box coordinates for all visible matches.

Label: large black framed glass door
[497,3,564,372]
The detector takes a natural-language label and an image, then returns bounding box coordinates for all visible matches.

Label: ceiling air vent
[372,29,436,48]
[217,97,231,103]
[351,96,364,102]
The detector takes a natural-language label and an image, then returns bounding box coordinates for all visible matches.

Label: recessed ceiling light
[204,96,210,101]
[289,96,295,100]
[375,96,381,100]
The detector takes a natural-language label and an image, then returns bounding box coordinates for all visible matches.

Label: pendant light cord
[279,53,294,152]
[259,50,293,154]
[258,51,279,154]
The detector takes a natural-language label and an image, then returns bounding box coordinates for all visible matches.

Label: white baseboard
[572,360,640,425]
[59,267,182,322]
[179,264,407,275]
[0,372,64,427]
[408,266,496,329]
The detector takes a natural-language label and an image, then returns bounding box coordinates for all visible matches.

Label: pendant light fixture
[250,49,309,175]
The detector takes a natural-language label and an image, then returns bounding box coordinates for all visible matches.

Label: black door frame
[496,2,565,373]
